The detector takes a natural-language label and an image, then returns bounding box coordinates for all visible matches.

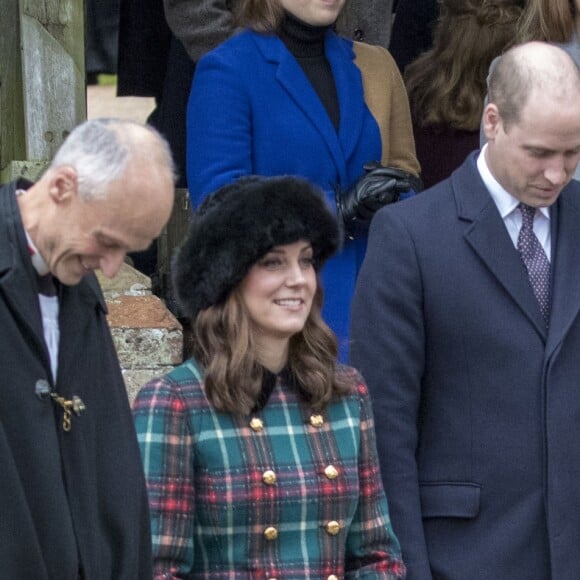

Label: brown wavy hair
[234,0,284,31]
[191,281,352,415]
[516,0,577,43]
[405,0,523,131]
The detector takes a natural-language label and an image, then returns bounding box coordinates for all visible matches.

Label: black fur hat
[173,175,341,319]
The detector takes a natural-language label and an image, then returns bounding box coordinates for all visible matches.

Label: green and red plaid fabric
[133,359,406,579]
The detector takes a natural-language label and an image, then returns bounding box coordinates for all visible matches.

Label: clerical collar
[16,188,51,276]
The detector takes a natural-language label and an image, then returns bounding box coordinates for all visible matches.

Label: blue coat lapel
[326,35,366,172]
[455,154,548,339]
[253,32,363,187]
[546,187,580,357]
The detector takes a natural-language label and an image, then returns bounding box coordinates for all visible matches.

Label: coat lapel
[546,188,580,357]
[0,182,108,387]
[56,276,107,389]
[326,35,366,173]
[254,32,349,184]
[0,257,48,354]
[0,185,50,365]
[455,154,548,339]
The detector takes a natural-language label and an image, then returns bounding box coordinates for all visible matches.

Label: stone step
[97,263,183,403]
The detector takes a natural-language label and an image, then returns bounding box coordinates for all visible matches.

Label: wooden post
[0,0,86,183]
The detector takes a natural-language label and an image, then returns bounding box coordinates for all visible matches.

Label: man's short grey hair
[50,118,175,200]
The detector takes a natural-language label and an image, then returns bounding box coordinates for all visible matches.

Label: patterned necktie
[517,203,551,324]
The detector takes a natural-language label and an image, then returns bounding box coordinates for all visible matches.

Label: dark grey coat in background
[337,0,395,48]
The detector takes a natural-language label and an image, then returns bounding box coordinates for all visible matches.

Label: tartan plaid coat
[133,358,406,579]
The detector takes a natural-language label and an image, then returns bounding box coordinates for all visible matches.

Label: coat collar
[545,187,580,356]
[251,31,365,186]
[452,152,576,341]
[0,180,47,351]
[0,181,107,383]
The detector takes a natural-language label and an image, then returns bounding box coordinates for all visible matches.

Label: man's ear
[482,103,501,142]
[47,165,79,204]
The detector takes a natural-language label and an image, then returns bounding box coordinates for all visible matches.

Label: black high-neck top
[277,11,340,131]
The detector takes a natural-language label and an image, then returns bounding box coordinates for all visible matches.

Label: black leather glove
[336,162,423,228]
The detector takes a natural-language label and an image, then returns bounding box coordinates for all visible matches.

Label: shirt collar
[477,144,550,221]
[24,229,51,277]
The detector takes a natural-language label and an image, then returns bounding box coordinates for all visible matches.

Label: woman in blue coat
[186,0,420,360]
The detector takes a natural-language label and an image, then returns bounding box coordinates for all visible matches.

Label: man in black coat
[0,118,175,579]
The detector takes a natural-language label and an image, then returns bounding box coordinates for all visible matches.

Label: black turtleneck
[277,11,340,131]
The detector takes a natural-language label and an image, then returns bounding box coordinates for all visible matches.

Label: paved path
[87,85,155,124]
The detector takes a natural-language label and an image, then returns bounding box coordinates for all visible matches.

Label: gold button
[262,470,277,485]
[324,465,339,480]
[310,414,324,427]
[325,520,341,536]
[327,576,339,580]
[250,417,264,432]
[264,526,278,541]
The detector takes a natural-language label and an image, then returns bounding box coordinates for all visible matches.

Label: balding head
[20,118,176,285]
[49,118,175,201]
[482,42,580,208]
[488,41,580,130]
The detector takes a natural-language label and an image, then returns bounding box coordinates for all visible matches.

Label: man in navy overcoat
[351,42,580,579]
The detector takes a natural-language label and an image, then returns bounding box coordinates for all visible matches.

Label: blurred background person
[186,0,421,360]
[517,0,580,55]
[86,0,120,83]
[389,0,438,74]
[118,0,399,190]
[133,176,406,579]
[405,0,524,189]
[117,0,398,279]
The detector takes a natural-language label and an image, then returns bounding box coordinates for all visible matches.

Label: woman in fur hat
[133,175,406,579]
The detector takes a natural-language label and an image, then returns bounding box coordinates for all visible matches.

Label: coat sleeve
[186,48,253,206]
[385,52,420,178]
[162,0,234,63]
[0,421,50,578]
[349,206,433,579]
[353,42,419,180]
[344,371,407,578]
[133,377,196,579]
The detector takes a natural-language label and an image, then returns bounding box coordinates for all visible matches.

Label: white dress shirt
[23,228,60,381]
[477,144,551,261]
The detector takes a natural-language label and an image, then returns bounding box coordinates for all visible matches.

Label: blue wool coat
[351,153,580,579]
[186,29,418,360]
